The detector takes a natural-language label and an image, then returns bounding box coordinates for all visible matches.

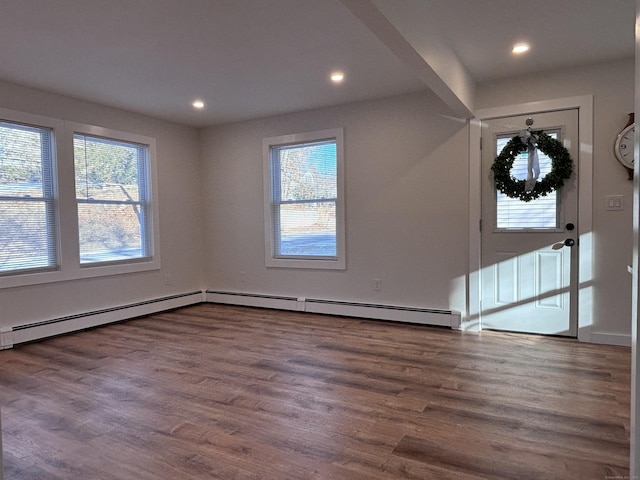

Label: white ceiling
[0,0,635,127]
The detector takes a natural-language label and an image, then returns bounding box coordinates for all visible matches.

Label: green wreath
[491,131,573,202]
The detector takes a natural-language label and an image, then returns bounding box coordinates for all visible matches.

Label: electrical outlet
[163,273,171,286]
[373,278,381,291]
[240,271,247,283]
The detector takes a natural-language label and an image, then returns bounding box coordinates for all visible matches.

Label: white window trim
[69,122,160,270]
[0,112,60,277]
[263,127,345,270]
[0,108,160,290]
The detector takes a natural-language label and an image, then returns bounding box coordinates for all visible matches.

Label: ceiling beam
[339,0,475,119]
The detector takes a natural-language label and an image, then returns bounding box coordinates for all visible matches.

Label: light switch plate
[605,194,624,211]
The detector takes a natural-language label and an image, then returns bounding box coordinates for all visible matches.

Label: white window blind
[0,120,58,275]
[74,134,152,264]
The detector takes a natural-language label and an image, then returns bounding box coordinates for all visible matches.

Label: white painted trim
[262,127,346,270]
[469,95,594,342]
[206,291,302,311]
[467,118,482,332]
[0,406,3,480]
[2,291,203,348]
[589,332,631,347]
[0,111,162,290]
[630,3,640,475]
[206,290,460,328]
[1,290,461,350]
[306,299,460,327]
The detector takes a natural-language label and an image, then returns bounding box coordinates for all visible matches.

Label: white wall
[0,80,204,331]
[201,57,635,340]
[476,58,635,339]
[0,57,633,343]
[200,91,470,314]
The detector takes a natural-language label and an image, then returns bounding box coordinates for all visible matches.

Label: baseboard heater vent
[305,298,459,327]
[1,291,204,349]
[206,290,302,311]
[205,291,460,329]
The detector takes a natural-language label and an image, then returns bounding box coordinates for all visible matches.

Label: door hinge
[480,136,482,150]
[479,219,482,231]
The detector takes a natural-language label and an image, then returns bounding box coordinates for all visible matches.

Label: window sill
[266,257,345,270]
[0,257,161,290]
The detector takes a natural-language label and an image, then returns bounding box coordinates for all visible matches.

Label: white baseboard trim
[589,332,631,347]
[206,291,461,328]
[2,291,204,349]
[6,288,622,348]
[205,291,302,311]
[305,298,460,327]
[12,288,626,348]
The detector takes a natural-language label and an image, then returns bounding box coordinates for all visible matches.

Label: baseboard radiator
[205,290,461,329]
[0,291,204,349]
[0,290,461,350]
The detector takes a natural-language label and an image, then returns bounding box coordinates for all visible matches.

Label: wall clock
[614,112,634,180]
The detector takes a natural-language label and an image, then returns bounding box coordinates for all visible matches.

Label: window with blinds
[0,120,58,275]
[495,132,559,230]
[74,134,152,265]
[264,128,345,269]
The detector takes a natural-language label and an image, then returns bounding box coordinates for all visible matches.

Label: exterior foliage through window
[74,134,152,264]
[271,139,338,258]
[0,120,57,275]
[264,128,345,269]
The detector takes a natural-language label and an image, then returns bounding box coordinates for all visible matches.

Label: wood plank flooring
[0,303,631,479]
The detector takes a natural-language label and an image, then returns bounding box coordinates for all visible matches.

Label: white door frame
[629,1,639,473]
[468,95,594,342]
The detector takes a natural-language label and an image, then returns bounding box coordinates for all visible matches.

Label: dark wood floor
[0,303,631,479]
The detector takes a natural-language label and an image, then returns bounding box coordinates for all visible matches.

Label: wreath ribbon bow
[519,130,539,192]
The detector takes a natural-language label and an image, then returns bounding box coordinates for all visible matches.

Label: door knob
[564,238,575,247]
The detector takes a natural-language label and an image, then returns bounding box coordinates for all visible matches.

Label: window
[264,128,345,269]
[0,109,159,290]
[0,119,58,275]
[495,131,560,230]
[74,133,152,265]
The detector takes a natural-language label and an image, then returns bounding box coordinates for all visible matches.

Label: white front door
[480,109,579,336]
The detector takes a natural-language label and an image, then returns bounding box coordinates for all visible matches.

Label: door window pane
[495,133,558,230]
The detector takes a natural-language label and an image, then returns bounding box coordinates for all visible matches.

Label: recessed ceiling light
[512,43,530,54]
[192,99,205,109]
[330,71,345,83]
